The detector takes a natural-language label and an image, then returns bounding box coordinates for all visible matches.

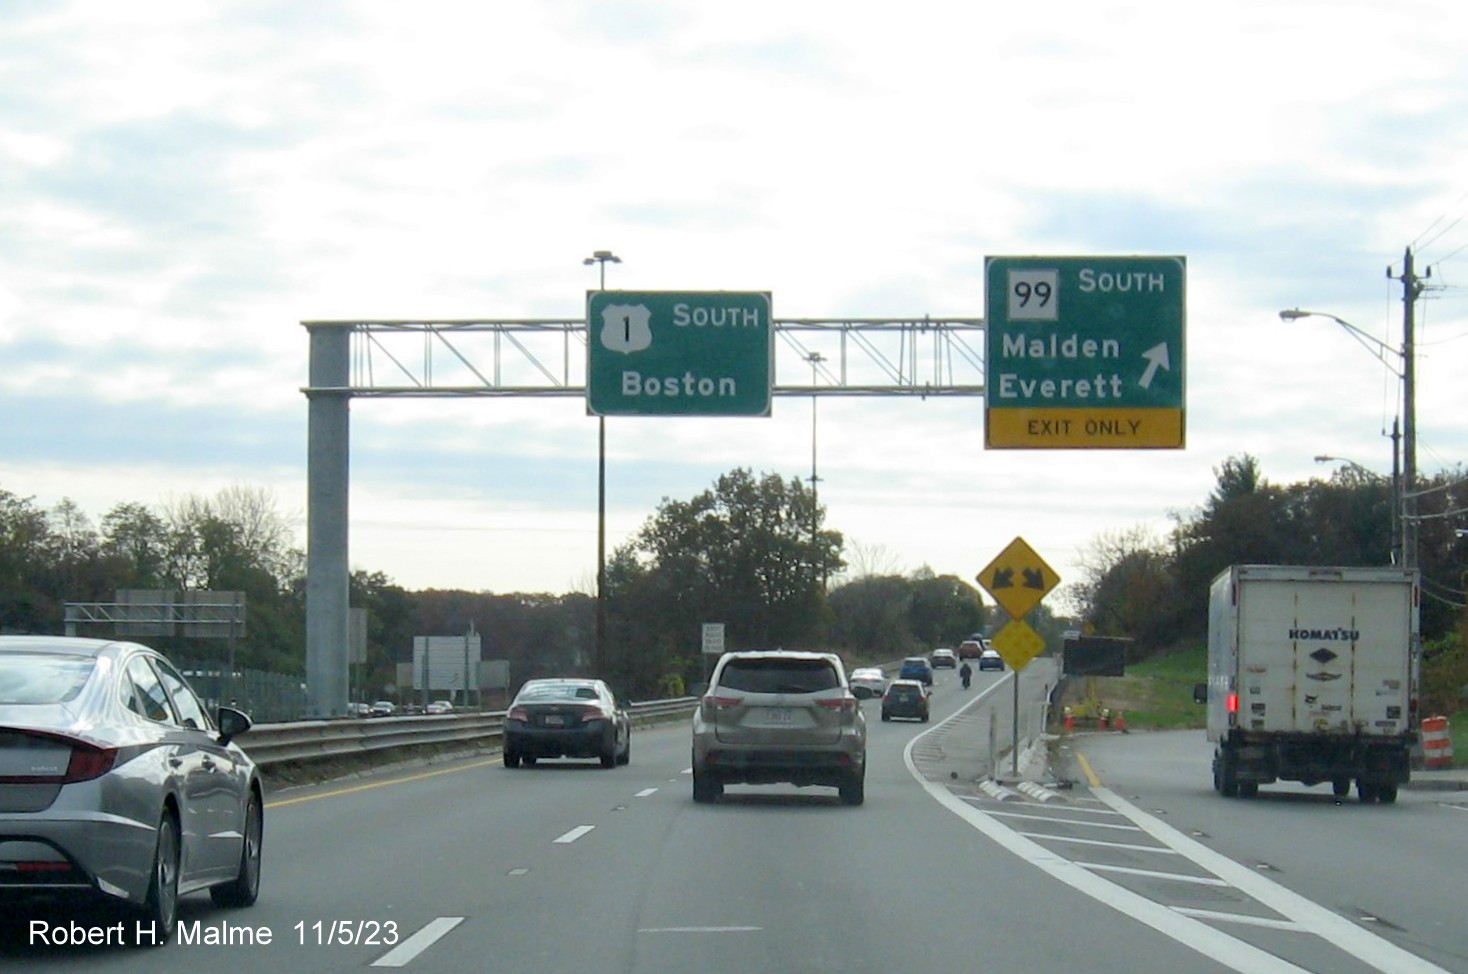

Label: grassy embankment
[1069,643,1466,768]
[1060,643,1207,731]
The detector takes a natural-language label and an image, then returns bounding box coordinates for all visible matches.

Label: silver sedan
[0,636,263,945]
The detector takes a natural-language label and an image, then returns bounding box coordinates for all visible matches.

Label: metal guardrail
[240,697,699,769]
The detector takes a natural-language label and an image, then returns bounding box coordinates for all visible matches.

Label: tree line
[1066,454,1467,716]
[0,472,989,705]
[3,456,1462,714]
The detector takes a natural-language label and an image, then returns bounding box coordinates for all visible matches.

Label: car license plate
[543,715,565,726]
[765,707,793,724]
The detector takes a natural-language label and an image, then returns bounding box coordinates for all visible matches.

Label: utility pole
[1389,246,1428,569]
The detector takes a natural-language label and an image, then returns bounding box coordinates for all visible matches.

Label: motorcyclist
[959,661,973,689]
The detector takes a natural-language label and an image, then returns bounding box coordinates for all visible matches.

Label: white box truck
[1200,565,1419,803]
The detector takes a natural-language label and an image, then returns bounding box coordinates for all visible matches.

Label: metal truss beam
[300,317,987,398]
[300,314,986,718]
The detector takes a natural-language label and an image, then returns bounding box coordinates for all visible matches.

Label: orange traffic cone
[1063,706,1075,731]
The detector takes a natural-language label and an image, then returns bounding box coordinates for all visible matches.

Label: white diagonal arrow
[1139,342,1170,389]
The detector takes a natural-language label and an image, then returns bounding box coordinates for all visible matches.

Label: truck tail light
[1226,693,1239,714]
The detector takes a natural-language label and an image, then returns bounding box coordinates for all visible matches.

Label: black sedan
[502,678,631,768]
[0,636,262,945]
[880,679,931,722]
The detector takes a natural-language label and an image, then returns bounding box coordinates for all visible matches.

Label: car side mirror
[1192,683,1207,705]
[216,706,253,745]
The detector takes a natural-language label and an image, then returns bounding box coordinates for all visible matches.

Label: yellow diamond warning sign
[977,536,1059,620]
[991,618,1046,672]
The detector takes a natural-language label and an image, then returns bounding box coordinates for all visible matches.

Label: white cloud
[1,0,1465,595]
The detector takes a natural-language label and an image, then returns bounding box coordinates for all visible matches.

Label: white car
[848,667,888,699]
[425,700,454,714]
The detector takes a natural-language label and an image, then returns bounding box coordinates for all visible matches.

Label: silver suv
[691,650,867,805]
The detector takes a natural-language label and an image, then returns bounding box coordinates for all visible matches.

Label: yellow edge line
[1074,750,1103,788]
[265,757,499,808]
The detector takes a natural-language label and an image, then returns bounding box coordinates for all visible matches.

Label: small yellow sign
[977,536,1060,620]
[986,407,1184,449]
[992,618,1046,672]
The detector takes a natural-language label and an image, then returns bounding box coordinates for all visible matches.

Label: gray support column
[305,322,353,717]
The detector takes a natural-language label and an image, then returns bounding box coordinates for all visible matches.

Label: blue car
[898,656,933,686]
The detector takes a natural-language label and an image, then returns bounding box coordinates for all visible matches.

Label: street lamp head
[584,250,621,265]
[1279,309,1311,321]
[1313,455,1335,463]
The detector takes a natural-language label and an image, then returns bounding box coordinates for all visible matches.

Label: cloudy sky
[3,1,1465,607]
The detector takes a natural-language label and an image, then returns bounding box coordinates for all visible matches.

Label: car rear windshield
[718,658,840,694]
[0,654,96,705]
[519,683,598,701]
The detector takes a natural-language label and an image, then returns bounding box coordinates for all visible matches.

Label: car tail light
[818,697,858,718]
[577,706,605,723]
[700,695,742,719]
[63,745,118,783]
[508,706,530,722]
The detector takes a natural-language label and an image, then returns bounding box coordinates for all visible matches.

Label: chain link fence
[177,658,307,723]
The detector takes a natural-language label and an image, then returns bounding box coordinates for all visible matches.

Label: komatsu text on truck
[1197,565,1419,804]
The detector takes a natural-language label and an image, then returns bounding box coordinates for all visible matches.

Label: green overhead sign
[984,256,1186,449]
[587,290,773,417]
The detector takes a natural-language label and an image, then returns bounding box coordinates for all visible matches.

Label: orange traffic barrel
[1422,715,1454,770]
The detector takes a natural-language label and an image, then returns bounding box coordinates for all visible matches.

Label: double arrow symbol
[990,567,1047,591]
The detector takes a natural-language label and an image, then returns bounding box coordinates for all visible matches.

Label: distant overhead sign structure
[587,290,773,417]
[984,256,1186,449]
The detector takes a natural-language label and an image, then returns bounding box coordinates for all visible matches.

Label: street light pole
[583,250,621,674]
[806,352,825,586]
[1280,306,1414,567]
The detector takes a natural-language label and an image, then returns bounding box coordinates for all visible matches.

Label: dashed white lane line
[635,787,659,797]
[554,825,595,843]
[371,917,465,967]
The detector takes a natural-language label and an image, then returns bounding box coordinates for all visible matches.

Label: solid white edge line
[1088,786,1455,974]
[370,916,465,968]
[903,704,1313,974]
[915,679,1455,972]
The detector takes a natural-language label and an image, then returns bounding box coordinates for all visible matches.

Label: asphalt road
[7,663,1467,973]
